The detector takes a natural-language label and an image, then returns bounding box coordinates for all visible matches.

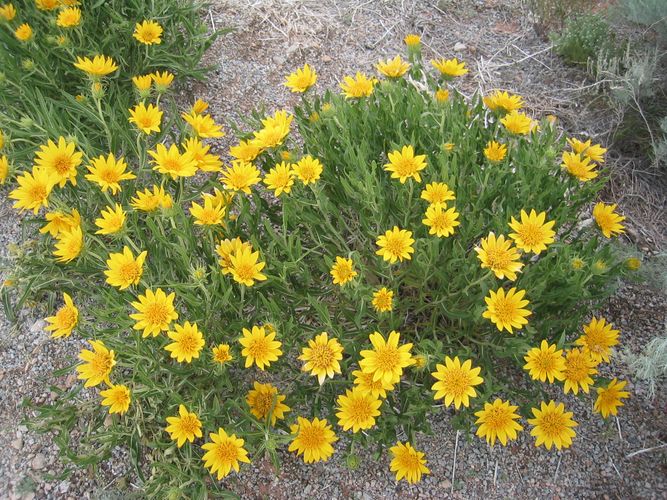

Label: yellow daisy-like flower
[85,153,135,194]
[229,140,261,163]
[625,257,642,271]
[246,381,290,425]
[431,356,484,409]
[133,20,163,45]
[528,401,577,450]
[9,167,56,214]
[335,387,382,433]
[376,55,410,78]
[483,90,523,113]
[104,246,147,290]
[352,369,395,399]
[95,203,126,235]
[165,405,203,447]
[212,343,233,365]
[44,292,78,339]
[575,316,619,364]
[132,74,152,92]
[475,232,523,281]
[149,143,198,179]
[239,325,282,370]
[500,110,533,135]
[284,63,317,93]
[128,102,162,135]
[434,88,450,102]
[100,385,131,415]
[389,442,430,484]
[474,399,523,447]
[35,0,58,10]
[384,145,427,183]
[130,288,179,337]
[359,330,414,385]
[0,4,17,22]
[523,340,566,383]
[299,332,344,385]
[431,57,468,77]
[204,187,234,210]
[404,34,421,47]
[423,204,460,238]
[73,55,118,77]
[0,155,8,184]
[202,428,250,480]
[330,256,357,286]
[482,287,531,333]
[216,237,252,274]
[220,161,262,194]
[592,202,625,238]
[182,137,222,172]
[293,155,323,185]
[289,417,337,463]
[561,151,598,182]
[190,98,209,114]
[228,246,267,287]
[567,137,607,163]
[339,72,377,99]
[484,140,508,162]
[594,378,630,418]
[182,112,225,138]
[190,197,225,226]
[376,226,415,263]
[508,209,556,254]
[372,287,394,312]
[34,136,82,188]
[130,185,173,212]
[56,7,81,28]
[421,182,455,206]
[562,348,597,395]
[165,321,206,363]
[263,161,295,196]
[39,209,80,237]
[76,340,115,388]
[151,71,174,92]
[15,23,33,42]
[251,120,292,151]
[53,225,83,263]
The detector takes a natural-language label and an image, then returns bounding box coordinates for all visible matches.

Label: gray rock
[30,454,46,470]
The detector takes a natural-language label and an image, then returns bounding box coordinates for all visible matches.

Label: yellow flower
[189,197,225,226]
[567,137,607,163]
[149,144,198,179]
[483,90,523,113]
[130,288,179,337]
[73,55,118,77]
[15,23,33,42]
[100,385,131,415]
[130,185,173,212]
[44,292,78,338]
[246,381,290,425]
[483,287,531,333]
[190,98,209,114]
[431,57,468,77]
[352,369,395,399]
[592,202,625,238]
[220,161,262,194]
[263,161,294,196]
[299,332,344,385]
[165,321,206,363]
[133,20,163,45]
[431,356,484,409]
[335,387,382,433]
[422,204,460,237]
[443,142,455,152]
[56,7,81,28]
[35,0,58,10]
[500,110,532,135]
[508,209,556,254]
[404,34,421,47]
[202,428,250,480]
[39,209,80,237]
[76,340,115,388]
[562,348,597,395]
[625,256,641,271]
[34,136,82,188]
[239,325,282,370]
[85,153,135,194]
[376,226,415,263]
[104,246,147,290]
[128,102,162,135]
[0,3,17,21]
[203,187,234,210]
[359,330,414,386]
[561,151,598,181]
[571,257,585,270]
[9,167,56,214]
[575,317,619,364]
[372,287,394,312]
[229,140,261,163]
[284,63,317,92]
[212,343,233,365]
[251,111,293,150]
[330,256,357,286]
[523,340,566,383]
[182,112,225,138]
[289,417,337,463]
[95,204,126,235]
[421,182,455,205]
[182,137,222,172]
[293,155,323,185]
[53,225,83,263]
[132,74,152,92]
[528,401,577,450]
[434,88,450,102]
[474,399,523,447]
[216,237,251,274]
[165,405,203,447]
[376,55,410,78]
[389,442,430,484]
[151,71,174,92]
[0,129,4,149]
[384,145,427,183]
[228,245,267,287]
[484,140,507,162]
[594,378,630,418]
[475,232,523,281]
[339,72,377,99]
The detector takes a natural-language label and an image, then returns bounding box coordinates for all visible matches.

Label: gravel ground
[1,0,666,498]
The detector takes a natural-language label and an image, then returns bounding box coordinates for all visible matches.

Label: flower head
[74,55,118,77]
[151,71,174,92]
[212,343,233,365]
[336,387,382,432]
[484,140,508,162]
[100,385,131,415]
[431,356,484,409]
[483,287,531,333]
[53,225,83,263]
[330,256,357,286]
[0,155,8,184]
[133,20,163,45]
[57,7,81,28]
[132,74,153,93]
[528,401,577,450]
[431,57,468,77]
[376,55,411,78]
[376,226,415,263]
[39,209,80,237]
[130,185,173,212]
[592,202,625,238]
[483,91,523,113]
[567,137,607,163]
[384,145,427,183]
[85,153,135,194]
[284,63,317,92]
[34,136,82,187]
[76,340,115,388]
[182,137,222,172]
[130,288,179,337]
[352,369,395,399]
[474,399,523,446]
[251,110,293,150]
[359,330,414,385]
[372,287,394,312]
[434,88,450,102]
[561,151,598,182]
[9,167,56,214]
[229,140,261,163]
[423,204,460,238]
[44,293,78,338]
[239,325,282,370]
[129,102,162,135]
[165,405,203,447]
[421,182,455,206]
[15,23,33,42]
[216,237,252,274]
[594,378,630,418]
[562,348,597,395]
[575,317,619,364]
[389,442,430,484]
[508,209,556,254]
[221,161,262,194]
[523,340,566,383]
[182,112,225,138]
[500,110,533,135]
[264,161,295,196]
[229,245,267,287]
[299,332,344,385]
[165,322,205,363]
[104,246,147,290]
[0,4,17,22]
[95,204,126,235]
[201,428,250,479]
[475,232,523,280]
[289,417,337,463]
[293,155,323,185]
[190,196,225,226]
[149,144,198,179]
[340,72,376,99]
[246,381,290,425]
[404,34,421,47]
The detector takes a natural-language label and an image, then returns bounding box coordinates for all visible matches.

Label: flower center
[486,247,512,269]
[565,355,588,382]
[299,426,325,448]
[248,338,269,360]
[163,158,183,173]
[100,168,120,183]
[518,224,542,246]
[178,415,199,435]
[54,154,72,174]
[178,333,198,354]
[214,442,239,463]
[234,262,256,281]
[441,368,471,397]
[535,352,557,372]
[396,158,417,176]
[146,302,169,325]
[56,307,76,329]
[493,297,517,323]
[92,353,113,377]
[540,412,566,438]
[375,346,399,372]
[119,262,140,283]
[349,398,373,423]
[30,184,47,202]
[310,344,334,369]
[385,236,406,255]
